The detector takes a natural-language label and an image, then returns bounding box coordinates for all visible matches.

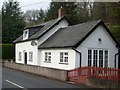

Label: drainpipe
[72,48,81,68]
[115,50,120,68]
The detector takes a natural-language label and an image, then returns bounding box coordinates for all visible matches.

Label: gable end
[74,21,120,49]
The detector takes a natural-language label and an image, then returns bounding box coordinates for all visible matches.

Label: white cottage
[14,11,120,70]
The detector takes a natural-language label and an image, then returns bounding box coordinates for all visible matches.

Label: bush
[0,44,14,59]
[109,25,120,44]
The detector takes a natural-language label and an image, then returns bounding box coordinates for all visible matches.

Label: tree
[91,2,107,22]
[23,8,45,27]
[45,2,80,25]
[2,0,25,44]
[76,2,93,23]
[91,2,120,24]
[0,11,2,43]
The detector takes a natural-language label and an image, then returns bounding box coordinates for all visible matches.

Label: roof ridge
[24,17,65,29]
[59,19,102,30]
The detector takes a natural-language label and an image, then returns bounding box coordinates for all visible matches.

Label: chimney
[58,6,65,18]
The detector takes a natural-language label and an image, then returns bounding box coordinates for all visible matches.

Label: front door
[24,52,27,64]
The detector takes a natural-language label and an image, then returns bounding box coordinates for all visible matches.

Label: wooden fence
[67,67,120,82]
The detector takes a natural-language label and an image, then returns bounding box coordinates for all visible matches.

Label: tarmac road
[2,67,87,89]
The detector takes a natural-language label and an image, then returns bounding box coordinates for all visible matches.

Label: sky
[0,0,51,12]
[1,0,120,12]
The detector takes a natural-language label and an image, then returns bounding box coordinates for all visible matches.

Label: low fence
[3,61,67,81]
[68,66,120,82]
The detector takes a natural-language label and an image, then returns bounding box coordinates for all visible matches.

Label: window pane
[65,52,68,55]
[88,50,92,66]
[105,50,108,67]
[49,52,51,55]
[64,57,68,62]
[48,56,51,61]
[99,50,103,67]
[19,52,21,60]
[93,50,98,67]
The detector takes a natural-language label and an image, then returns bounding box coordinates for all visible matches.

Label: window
[29,52,33,62]
[45,52,51,63]
[88,49,108,67]
[104,50,108,67]
[24,31,28,37]
[88,50,92,66]
[18,52,21,61]
[23,30,28,40]
[60,52,68,64]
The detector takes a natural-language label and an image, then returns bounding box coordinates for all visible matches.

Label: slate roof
[38,19,120,49]
[13,16,68,43]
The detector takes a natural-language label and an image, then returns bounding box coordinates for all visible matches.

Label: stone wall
[3,61,67,81]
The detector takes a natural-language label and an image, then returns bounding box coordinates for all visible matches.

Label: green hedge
[0,44,14,59]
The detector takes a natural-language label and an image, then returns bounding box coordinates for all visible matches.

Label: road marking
[5,80,28,90]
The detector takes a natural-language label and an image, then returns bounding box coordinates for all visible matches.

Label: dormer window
[23,29,29,40]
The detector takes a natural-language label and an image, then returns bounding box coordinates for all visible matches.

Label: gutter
[115,49,120,68]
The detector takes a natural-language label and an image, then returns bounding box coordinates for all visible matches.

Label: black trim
[38,46,74,49]
[36,16,70,40]
[14,19,120,51]
[115,51,120,68]
[13,16,70,44]
[23,25,44,30]
[74,21,120,48]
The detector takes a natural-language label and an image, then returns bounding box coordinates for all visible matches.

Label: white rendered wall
[76,25,119,68]
[40,49,76,70]
[15,40,38,65]
[15,18,69,66]
[37,19,69,65]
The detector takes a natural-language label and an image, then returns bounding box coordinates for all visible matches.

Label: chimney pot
[58,6,65,18]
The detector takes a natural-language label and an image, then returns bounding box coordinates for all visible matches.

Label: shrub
[109,25,120,44]
[0,44,14,59]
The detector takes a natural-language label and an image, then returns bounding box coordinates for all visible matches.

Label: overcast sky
[1,0,120,12]
[0,0,51,12]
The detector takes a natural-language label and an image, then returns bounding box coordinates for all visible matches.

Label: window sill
[29,60,33,62]
[44,61,51,63]
[59,62,68,65]
[18,59,21,61]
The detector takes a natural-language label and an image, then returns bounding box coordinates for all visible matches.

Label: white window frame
[18,52,22,61]
[23,30,29,40]
[88,49,108,67]
[44,52,51,63]
[59,52,68,64]
[29,52,33,62]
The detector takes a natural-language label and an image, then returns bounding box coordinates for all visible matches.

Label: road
[2,67,90,89]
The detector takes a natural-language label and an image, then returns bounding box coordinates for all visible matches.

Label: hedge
[0,44,14,59]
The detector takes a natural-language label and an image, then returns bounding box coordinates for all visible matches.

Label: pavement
[2,67,90,89]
